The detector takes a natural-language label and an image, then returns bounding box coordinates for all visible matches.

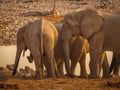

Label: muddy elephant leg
[45,50,56,78]
[31,49,42,80]
[79,51,88,78]
[57,59,64,77]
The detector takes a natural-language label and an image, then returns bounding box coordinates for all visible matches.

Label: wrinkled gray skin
[60,8,119,78]
[110,53,120,77]
[54,23,110,78]
[12,18,58,79]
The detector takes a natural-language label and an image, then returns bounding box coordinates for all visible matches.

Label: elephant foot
[111,74,120,78]
[46,75,55,78]
[56,75,61,78]
[59,74,65,78]
[79,74,88,78]
[88,74,101,79]
[48,74,56,78]
[102,74,112,78]
[34,74,42,80]
[70,74,78,78]
[27,56,33,63]
[64,74,74,78]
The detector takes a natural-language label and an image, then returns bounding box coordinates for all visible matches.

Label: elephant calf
[13,18,58,79]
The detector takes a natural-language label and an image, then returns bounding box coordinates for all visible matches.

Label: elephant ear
[80,9,103,39]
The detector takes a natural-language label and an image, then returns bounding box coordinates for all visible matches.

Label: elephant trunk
[62,42,71,75]
[60,31,72,75]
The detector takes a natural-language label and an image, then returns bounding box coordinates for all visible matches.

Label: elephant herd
[12,8,120,79]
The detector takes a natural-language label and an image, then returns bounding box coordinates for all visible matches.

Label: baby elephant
[13,18,58,79]
[110,53,120,77]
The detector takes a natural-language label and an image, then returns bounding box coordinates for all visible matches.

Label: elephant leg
[109,55,116,74]
[88,32,104,78]
[45,50,56,78]
[13,40,25,76]
[113,64,119,77]
[70,58,79,77]
[79,51,88,78]
[89,51,101,78]
[99,52,105,74]
[43,56,49,77]
[57,59,64,77]
[13,46,23,76]
[102,53,111,78]
[30,49,42,80]
[53,57,61,78]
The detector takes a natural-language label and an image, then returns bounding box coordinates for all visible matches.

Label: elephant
[109,53,120,77]
[12,18,58,79]
[53,23,88,78]
[60,8,119,78]
[54,22,110,78]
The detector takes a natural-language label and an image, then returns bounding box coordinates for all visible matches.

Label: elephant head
[61,8,103,75]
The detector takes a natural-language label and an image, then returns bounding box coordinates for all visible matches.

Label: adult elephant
[53,23,88,78]
[12,18,58,79]
[54,22,110,78]
[109,53,120,77]
[60,8,120,78]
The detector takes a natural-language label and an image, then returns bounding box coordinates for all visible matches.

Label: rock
[0,83,19,89]
[19,66,35,77]
[0,67,5,70]
[6,64,14,71]
[19,68,25,73]
[0,67,12,77]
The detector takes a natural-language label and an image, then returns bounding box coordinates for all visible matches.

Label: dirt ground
[0,0,120,90]
[0,76,120,90]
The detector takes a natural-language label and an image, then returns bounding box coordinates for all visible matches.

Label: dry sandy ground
[0,76,120,90]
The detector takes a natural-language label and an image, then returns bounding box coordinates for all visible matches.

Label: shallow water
[0,45,35,70]
[0,45,113,75]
